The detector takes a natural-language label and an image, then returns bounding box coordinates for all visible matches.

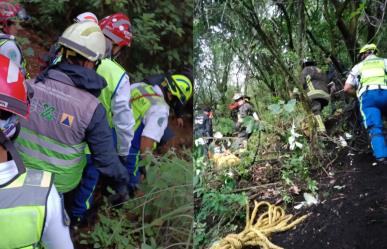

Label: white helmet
[233,93,243,101]
[74,12,98,23]
[58,21,105,62]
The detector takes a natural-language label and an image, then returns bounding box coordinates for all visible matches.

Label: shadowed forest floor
[271,151,387,249]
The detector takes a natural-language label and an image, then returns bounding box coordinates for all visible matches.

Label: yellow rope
[210,201,309,249]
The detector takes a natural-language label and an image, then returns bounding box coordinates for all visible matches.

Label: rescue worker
[70,13,135,223]
[143,69,193,127]
[126,76,188,192]
[72,72,193,221]
[14,22,130,200]
[194,106,213,158]
[0,55,74,249]
[300,58,331,132]
[194,106,213,139]
[96,12,134,162]
[229,93,259,148]
[0,1,30,77]
[344,43,387,165]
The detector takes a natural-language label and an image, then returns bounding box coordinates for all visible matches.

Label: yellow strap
[306,75,315,91]
[314,114,326,132]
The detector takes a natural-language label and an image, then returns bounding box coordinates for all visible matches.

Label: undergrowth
[193,98,349,248]
[80,151,193,249]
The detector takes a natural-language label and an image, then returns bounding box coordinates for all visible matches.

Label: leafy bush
[81,151,193,248]
[25,0,193,81]
[194,145,247,248]
[214,117,235,136]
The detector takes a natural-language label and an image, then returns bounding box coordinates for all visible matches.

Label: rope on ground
[210,200,310,249]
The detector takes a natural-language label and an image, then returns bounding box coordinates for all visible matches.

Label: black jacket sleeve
[85,104,129,185]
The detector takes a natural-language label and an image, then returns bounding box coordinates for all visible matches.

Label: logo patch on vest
[40,104,56,121]
[60,113,74,127]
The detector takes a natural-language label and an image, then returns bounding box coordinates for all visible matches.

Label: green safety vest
[0,168,52,249]
[130,83,166,173]
[97,58,126,127]
[358,57,387,91]
[83,58,127,155]
[16,127,87,193]
[130,83,166,130]
[15,70,99,193]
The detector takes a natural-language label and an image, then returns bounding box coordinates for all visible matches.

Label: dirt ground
[271,150,387,249]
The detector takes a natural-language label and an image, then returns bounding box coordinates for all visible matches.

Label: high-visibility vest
[0,168,52,249]
[97,58,126,127]
[15,69,100,193]
[359,57,387,87]
[358,57,387,93]
[0,33,29,79]
[130,83,167,130]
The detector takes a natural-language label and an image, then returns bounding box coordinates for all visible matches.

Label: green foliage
[197,190,247,222]
[242,116,260,134]
[193,0,387,247]
[214,117,235,136]
[194,146,247,248]
[194,189,247,248]
[81,151,193,248]
[268,99,297,116]
[25,0,192,81]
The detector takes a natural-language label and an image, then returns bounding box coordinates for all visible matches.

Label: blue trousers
[359,90,387,159]
[71,125,144,219]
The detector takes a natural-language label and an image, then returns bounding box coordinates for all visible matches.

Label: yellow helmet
[166,74,193,104]
[359,43,378,54]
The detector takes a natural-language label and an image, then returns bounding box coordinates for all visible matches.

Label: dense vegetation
[25,0,193,81]
[194,0,387,247]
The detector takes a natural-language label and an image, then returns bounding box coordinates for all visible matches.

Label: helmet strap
[104,38,113,58]
[1,23,9,34]
[112,44,122,59]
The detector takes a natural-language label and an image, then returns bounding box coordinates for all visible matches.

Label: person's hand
[328,81,336,95]
[177,117,184,127]
[109,182,129,208]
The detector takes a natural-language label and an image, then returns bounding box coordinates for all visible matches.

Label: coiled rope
[210,201,309,249]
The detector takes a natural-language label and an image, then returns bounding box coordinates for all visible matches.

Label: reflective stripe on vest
[97,58,126,127]
[0,168,52,249]
[357,58,387,96]
[0,36,30,79]
[130,83,165,130]
[15,70,99,193]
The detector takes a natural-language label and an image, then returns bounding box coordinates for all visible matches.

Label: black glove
[119,155,128,165]
[139,166,147,180]
[109,182,129,208]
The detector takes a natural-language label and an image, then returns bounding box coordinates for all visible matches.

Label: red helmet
[0,54,29,119]
[99,13,133,47]
[0,1,30,25]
